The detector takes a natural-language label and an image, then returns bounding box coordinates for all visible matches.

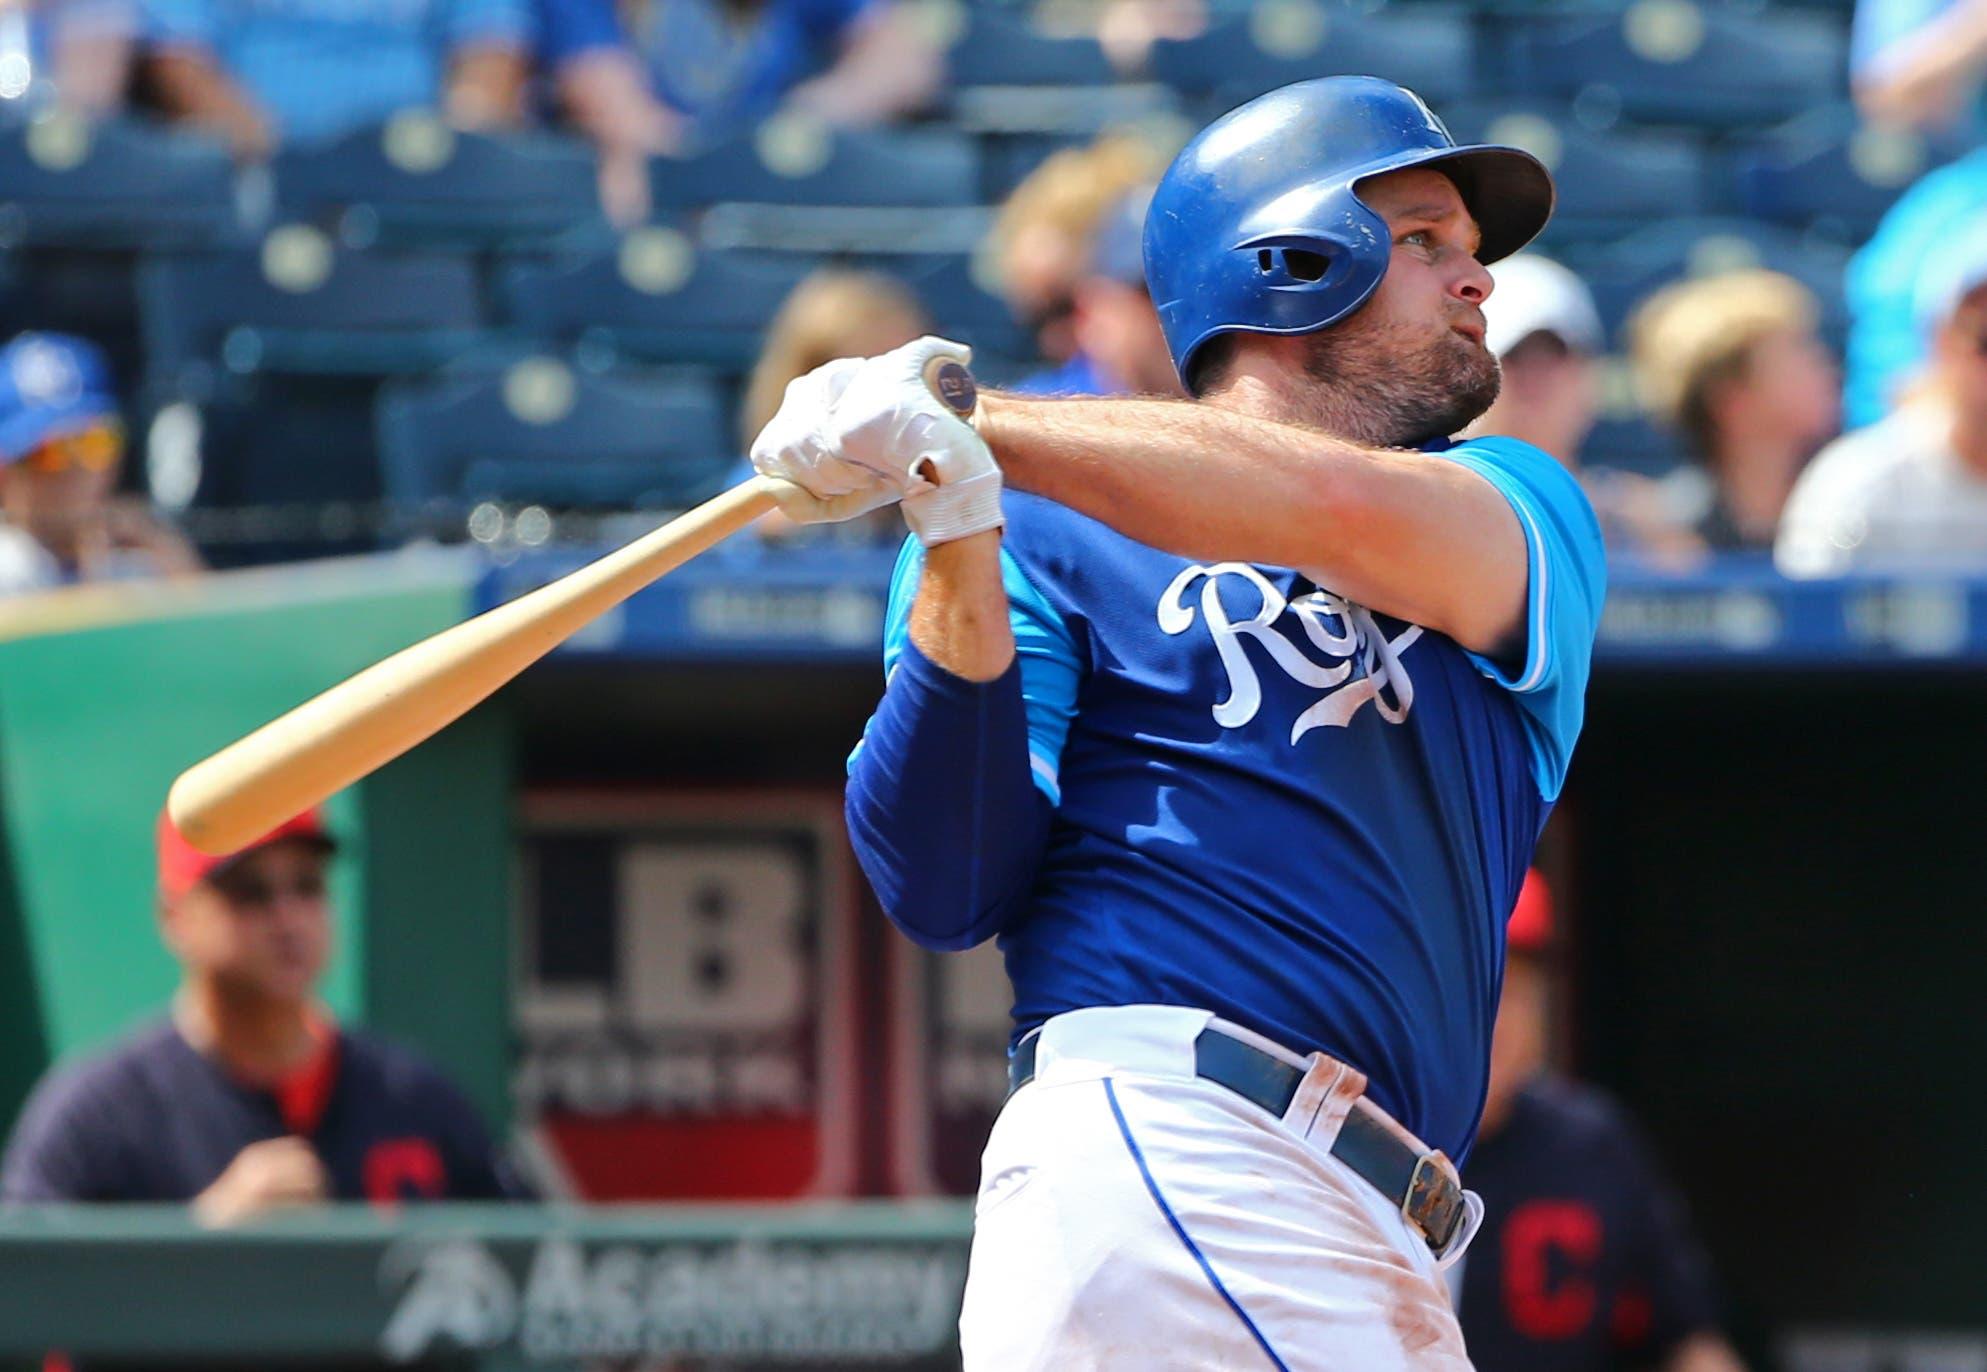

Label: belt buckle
[1404,1151,1466,1262]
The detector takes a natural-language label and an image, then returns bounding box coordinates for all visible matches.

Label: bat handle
[921,352,979,420]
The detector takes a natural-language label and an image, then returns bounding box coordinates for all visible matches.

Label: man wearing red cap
[1453,870,1746,1372]
[0,810,519,1220]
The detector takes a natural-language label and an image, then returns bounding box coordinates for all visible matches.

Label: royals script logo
[1159,563,1421,742]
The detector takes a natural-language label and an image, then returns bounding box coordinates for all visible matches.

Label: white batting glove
[749,357,905,525]
[823,337,1004,547]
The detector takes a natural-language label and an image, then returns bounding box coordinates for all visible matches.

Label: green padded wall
[0,558,514,1135]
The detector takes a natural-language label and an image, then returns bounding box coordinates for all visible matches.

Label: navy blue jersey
[0,1019,521,1204]
[858,437,1605,1161]
[1458,1077,1723,1369]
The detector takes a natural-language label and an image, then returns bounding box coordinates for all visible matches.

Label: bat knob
[922,354,978,419]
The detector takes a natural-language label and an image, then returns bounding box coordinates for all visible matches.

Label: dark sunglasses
[210,871,327,907]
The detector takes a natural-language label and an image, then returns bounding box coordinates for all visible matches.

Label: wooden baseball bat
[168,353,980,855]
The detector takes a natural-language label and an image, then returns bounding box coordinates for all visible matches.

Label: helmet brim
[1355,144,1556,266]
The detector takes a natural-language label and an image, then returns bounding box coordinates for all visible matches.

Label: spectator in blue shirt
[140,0,532,158]
[1845,147,1987,424]
[1852,0,1987,134]
[542,0,940,222]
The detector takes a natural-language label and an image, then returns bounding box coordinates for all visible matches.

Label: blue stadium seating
[180,377,390,567]
[272,118,603,249]
[1499,4,1847,128]
[0,116,238,249]
[1439,102,1713,237]
[885,252,1035,366]
[1582,410,1688,476]
[648,124,980,209]
[1729,103,1964,241]
[139,229,488,398]
[498,232,815,369]
[1568,217,1853,346]
[941,4,1119,85]
[1150,4,1478,107]
[376,360,733,514]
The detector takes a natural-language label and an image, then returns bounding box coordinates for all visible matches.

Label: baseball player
[752,76,1607,1369]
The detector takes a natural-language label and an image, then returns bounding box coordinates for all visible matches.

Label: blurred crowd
[3,0,1987,591]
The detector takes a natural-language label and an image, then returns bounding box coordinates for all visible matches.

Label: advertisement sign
[516,790,857,1200]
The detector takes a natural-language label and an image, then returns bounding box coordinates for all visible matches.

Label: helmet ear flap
[1248,242,1337,288]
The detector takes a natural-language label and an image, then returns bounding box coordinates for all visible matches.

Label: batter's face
[162,841,331,1006]
[1289,168,1501,446]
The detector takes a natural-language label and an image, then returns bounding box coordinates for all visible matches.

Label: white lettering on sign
[379,1237,968,1363]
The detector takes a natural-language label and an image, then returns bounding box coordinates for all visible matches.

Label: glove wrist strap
[904,468,1005,546]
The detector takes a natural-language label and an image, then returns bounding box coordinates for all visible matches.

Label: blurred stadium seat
[376,358,733,518]
[1498,2,1846,129]
[935,2,1119,85]
[176,378,391,567]
[1569,216,1853,346]
[886,252,1036,368]
[0,114,238,249]
[1728,103,1962,241]
[1149,2,1478,107]
[498,230,814,369]
[648,120,981,209]
[138,227,488,397]
[272,115,603,250]
[1440,102,1714,238]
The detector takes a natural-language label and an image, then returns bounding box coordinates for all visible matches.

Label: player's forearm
[975,392,1526,652]
[845,641,1049,952]
[908,530,1015,682]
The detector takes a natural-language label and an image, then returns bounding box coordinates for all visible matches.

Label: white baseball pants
[957,1005,1479,1371]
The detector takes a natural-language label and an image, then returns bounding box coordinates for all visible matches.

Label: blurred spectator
[0,0,137,114]
[1852,0,1987,132]
[1471,253,1607,466]
[742,267,929,545]
[140,0,530,159]
[541,0,941,224]
[986,132,1169,365]
[1628,271,1840,553]
[0,808,523,1216]
[0,333,200,596]
[1845,147,1987,424]
[1778,227,1987,575]
[1455,871,1745,1372]
[1030,0,1206,76]
[1012,185,1180,398]
[1466,255,1696,564]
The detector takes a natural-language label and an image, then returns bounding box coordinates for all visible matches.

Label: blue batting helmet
[1144,76,1556,392]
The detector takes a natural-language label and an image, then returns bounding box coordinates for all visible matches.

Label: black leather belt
[1007,1026,1469,1261]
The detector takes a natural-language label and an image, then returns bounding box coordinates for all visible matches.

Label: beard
[1291,311,1503,448]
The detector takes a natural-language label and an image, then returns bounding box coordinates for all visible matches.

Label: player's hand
[825,337,1004,547]
[193,1136,330,1227]
[749,357,906,524]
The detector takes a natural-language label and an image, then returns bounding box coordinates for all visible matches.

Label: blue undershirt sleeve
[1438,438,1607,802]
[844,537,1081,951]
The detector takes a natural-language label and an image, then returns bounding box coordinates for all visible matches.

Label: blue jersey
[864,437,1605,1161]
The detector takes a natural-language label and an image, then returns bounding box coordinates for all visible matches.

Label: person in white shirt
[1777,230,1987,576]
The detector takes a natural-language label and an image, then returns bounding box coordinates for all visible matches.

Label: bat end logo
[930,360,978,417]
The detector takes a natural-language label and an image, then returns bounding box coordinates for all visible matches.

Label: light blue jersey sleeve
[849,536,1083,805]
[1439,438,1607,802]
